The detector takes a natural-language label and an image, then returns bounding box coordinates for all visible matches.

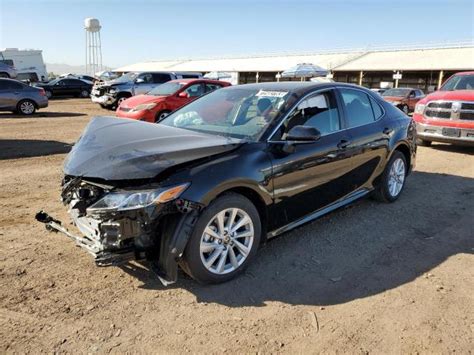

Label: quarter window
[340,89,378,128]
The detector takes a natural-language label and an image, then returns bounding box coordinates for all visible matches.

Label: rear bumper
[37,97,48,108]
[416,122,474,145]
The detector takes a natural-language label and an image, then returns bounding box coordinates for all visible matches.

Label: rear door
[336,87,390,191]
[0,80,15,109]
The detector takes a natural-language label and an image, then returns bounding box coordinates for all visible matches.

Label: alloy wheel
[20,101,35,115]
[387,157,405,197]
[199,208,254,275]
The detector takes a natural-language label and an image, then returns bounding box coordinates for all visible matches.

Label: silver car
[0,78,48,115]
[0,62,17,79]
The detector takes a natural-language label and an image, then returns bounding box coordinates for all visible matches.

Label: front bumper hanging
[35,210,136,266]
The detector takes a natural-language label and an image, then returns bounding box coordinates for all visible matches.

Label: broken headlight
[87,183,190,212]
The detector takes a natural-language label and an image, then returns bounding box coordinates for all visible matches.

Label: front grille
[427,102,452,109]
[460,112,474,120]
[461,102,474,110]
[424,100,474,121]
[425,110,450,119]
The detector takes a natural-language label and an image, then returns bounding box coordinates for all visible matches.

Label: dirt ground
[0,98,473,354]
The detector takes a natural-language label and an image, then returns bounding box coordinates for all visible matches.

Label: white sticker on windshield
[256,90,288,98]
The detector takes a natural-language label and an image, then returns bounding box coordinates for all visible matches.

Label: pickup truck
[91,71,202,109]
[413,71,474,146]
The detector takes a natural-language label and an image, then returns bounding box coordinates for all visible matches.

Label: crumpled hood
[64,116,242,180]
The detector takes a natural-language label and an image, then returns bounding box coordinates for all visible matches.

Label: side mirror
[178,92,189,98]
[135,78,145,84]
[286,125,321,142]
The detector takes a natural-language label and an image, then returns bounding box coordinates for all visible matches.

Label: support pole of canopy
[438,70,444,89]
[358,71,363,86]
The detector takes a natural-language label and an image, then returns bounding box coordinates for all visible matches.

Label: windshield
[440,74,474,91]
[148,82,186,96]
[382,88,410,97]
[160,86,290,140]
[113,72,138,83]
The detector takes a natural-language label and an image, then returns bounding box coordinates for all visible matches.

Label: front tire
[45,90,52,99]
[154,110,171,123]
[17,99,36,115]
[373,151,407,203]
[180,193,261,284]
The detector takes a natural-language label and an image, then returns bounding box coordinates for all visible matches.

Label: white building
[114,41,474,92]
[0,48,48,82]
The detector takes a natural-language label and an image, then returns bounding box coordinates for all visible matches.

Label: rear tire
[401,104,409,115]
[372,151,407,203]
[17,99,36,115]
[180,193,261,284]
[416,138,432,147]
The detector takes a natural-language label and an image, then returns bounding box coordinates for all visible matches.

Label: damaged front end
[36,176,201,285]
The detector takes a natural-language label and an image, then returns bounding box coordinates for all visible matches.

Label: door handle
[383,127,394,135]
[337,139,351,149]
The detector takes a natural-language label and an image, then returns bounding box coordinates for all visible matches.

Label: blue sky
[1,0,473,67]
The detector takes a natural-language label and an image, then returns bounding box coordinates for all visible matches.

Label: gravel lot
[0,98,473,353]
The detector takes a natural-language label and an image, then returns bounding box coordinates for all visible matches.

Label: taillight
[39,88,46,96]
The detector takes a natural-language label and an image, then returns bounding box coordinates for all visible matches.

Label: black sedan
[36,78,92,99]
[37,82,416,284]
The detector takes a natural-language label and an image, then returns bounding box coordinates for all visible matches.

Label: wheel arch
[392,141,412,175]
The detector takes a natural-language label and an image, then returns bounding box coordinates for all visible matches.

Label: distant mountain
[45,63,113,75]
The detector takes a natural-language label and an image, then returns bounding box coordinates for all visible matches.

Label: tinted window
[205,83,222,93]
[152,73,172,84]
[180,74,201,79]
[64,79,83,85]
[138,73,153,83]
[416,90,424,97]
[184,83,204,97]
[279,91,340,138]
[340,88,376,128]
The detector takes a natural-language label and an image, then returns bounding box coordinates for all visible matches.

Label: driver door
[133,73,154,95]
[267,89,356,227]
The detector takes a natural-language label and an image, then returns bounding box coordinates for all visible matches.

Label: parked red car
[413,71,474,146]
[381,87,425,114]
[116,79,230,122]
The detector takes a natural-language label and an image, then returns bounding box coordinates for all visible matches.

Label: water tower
[84,18,102,75]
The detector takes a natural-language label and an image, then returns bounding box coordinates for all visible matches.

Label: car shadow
[119,171,474,307]
[0,112,86,119]
[428,143,474,155]
[0,139,72,160]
